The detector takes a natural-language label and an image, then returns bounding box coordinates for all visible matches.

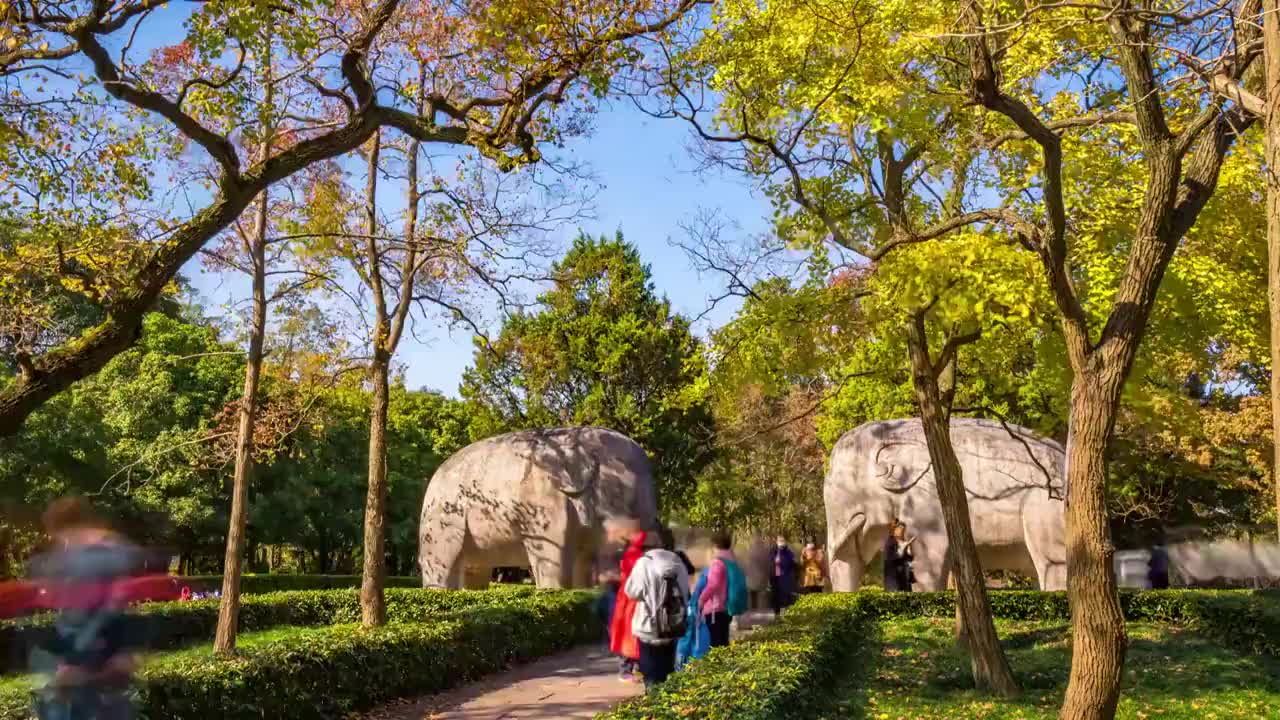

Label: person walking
[608,519,645,683]
[676,565,710,670]
[799,542,827,595]
[883,519,915,592]
[698,532,747,647]
[1148,532,1170,590]
[624,530,690,690]
[768,536,797,618]
[595,569,620,648]
[26,497,148,720]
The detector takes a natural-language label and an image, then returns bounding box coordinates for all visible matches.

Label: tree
[463,232,713,507]
[651,0,1263,715]
[0,311,243,561]
[688,260,867,539]
[1263,0,1280,537]
[0,0,707,437]
[207,19,281,655]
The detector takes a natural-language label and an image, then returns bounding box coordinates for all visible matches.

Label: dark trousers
[769,579,793,616]
[638,641,676,689]
[707,611,731,647]
[800,586,822,595]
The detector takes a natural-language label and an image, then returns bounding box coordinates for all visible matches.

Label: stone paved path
[363,646,641,720]
[361,611,776,720]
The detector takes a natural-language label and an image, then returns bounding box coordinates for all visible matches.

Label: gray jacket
[624,548,690,645]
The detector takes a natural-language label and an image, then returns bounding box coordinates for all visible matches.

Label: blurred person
[676,561,710,669]
[26,497,149,720]
[799,542,827,595]
[624,529,690,690]
[883,519,915,593]
[698,532,746,648]
[768,536,797,618]
[1148,531,1170,590]
[594,569,621,648]
[606,517,644,683]
[657,527,696,576]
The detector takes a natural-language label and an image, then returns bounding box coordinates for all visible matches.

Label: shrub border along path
[0,588,598,720]
[0,584,531,674]
[598,589,1280,720]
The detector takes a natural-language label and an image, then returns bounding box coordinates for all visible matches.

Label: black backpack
[651,554,688,640]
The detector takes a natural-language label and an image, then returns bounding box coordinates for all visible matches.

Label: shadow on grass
[821,619,1280,720]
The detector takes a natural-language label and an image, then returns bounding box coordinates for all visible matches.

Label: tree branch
[72,26,241,175]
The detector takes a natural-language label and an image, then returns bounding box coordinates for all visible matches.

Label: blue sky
[191,101,772,396]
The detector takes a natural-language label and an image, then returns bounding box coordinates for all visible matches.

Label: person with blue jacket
[675,569,710,669]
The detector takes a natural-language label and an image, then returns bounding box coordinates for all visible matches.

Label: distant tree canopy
[462,231,714,510]
[0,309,468,578]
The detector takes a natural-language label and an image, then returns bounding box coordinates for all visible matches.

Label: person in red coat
[608,521,646,682]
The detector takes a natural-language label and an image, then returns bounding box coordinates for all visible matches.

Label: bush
[0,585,541,675]
[0,590,596,720]
[601,594,871,720]
[602,589,1280,720]
[177,574,421,594]
[849,588,1280,655]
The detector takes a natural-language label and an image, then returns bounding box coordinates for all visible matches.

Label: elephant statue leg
[1024,513,1068,591]
[828,516,868,592]
[831,555,868,592]
[420,509,467,590]
[1035,558,1067,591]
[522,535,572,588]
[829,557,855,592]
[572,545,595,588]
[462,564,492,590]
[910,536,950,591]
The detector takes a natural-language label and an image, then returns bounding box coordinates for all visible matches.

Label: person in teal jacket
[676,566,710,669]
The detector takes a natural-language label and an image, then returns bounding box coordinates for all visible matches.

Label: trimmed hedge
[846,588,1280,655]
[602,589,1280,720]
[1,585,539,675]
[177,574,420,594]
[0,589,596,720]
[601,594,873,720]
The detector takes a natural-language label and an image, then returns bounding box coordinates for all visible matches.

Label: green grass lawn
[821,617,1280,720]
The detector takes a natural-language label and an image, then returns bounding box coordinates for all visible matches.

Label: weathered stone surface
[824,418,1067,591]
[418,426,658,589]
[1116,539,1280,588]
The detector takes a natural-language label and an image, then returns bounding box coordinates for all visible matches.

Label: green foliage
[606,590,1280,720]
[174,574,421,596]
[0,583,447,674]
[0,589,595,720]
[600,593,873,720]
[855,617,1280,719]
[0,312,243,559]
[0,308,470,576]
[462,231,713,508]
[668,0,1272,538]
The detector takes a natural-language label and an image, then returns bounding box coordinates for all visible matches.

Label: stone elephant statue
[824,418,1066,592]
[419,426,658,589]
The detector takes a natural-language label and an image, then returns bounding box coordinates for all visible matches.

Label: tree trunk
[357,130,389,626]
[905,320,1018,697]
[1265,0,1280,539]
[213,182,269,656]
[359,70,424,625]
[1059,373,1128,720]
[361,353,392,626]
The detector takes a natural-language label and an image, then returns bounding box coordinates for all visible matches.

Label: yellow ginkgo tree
[650,0,1265,716]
